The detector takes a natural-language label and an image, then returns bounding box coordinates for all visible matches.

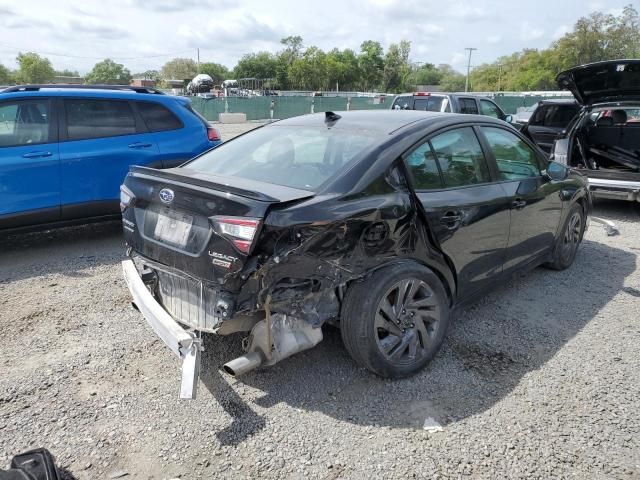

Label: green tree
[326,48,359,91]
[161,58,198,81]
[233,52,277,79]
[437,65,466,91]
[85,59,132,85]
[383,40,411,92]
[199,62,229,82]
[14,52,55,84]
[414,63,442,86]
[288,46,328,90]
[0,64,12,84]
[358,40,384,91]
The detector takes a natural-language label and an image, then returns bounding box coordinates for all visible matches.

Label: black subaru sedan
[120,110,590,398]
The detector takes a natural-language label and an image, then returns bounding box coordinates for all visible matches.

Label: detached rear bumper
[589,177,640,202]
[122,260,201,399]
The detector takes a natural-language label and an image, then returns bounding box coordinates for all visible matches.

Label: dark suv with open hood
[552,60,640,202]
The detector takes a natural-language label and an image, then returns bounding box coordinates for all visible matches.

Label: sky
[0,0,633,75]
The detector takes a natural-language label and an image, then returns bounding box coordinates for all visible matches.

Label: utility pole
[497,64,503,92]
[464,47,477,92]
[197,48,200,73]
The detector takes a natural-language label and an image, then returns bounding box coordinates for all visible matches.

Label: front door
[58,97,159,219]
[0,97,60,228]
[478,126,564,273]
[403,126,512,300]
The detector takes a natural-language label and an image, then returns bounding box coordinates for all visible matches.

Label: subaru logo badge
[159,188,174,204]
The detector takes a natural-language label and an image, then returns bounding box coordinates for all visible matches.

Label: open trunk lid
[556,60,640,105]
[121,165,313,285]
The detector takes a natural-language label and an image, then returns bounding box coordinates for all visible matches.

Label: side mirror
[544,161,568,181]
[505,114,514,123]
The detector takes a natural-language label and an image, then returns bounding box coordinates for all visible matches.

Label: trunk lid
[122,165,313,286]
[556,60,640,105]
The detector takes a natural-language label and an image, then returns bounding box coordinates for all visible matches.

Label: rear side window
[481,127,541,180]
[137,101,182,132]
[431,127,490,187]
[65,99,136,140]
[404,127,490,189]
[404,142,442,189]
[0,99,50,147]
[530,104,579,127]
[458,98,479,114]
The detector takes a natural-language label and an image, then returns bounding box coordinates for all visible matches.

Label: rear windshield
[185,126,377,191]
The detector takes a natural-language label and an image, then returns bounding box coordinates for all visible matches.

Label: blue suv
[0,85,221,231]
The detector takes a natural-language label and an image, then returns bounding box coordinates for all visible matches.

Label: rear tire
[545,203,585,270]
[340,263,450,378]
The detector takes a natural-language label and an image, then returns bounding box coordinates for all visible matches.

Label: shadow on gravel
[200,237,635,432]
[0,221,124,283]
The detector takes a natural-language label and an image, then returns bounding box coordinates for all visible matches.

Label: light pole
[497,64,504,92]
[464,47,477,92]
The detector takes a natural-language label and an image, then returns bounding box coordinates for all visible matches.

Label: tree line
[1,4,637,92]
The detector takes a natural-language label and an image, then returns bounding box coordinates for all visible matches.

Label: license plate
[154,209,193,247]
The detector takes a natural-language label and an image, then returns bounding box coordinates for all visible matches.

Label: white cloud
[552,24,570,40]
[520,22,545,42]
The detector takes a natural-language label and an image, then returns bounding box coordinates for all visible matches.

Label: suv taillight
[207,127,220,142]
[212,217,260,254]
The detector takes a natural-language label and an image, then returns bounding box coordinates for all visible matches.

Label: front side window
[481,127,541,180]
[186,126,376,191]
[480,99,504,119]
[458,98,479,115]
[0,100,50,147]
[65,99,136,141]
[137,101,182,132]
[431,127,490,187]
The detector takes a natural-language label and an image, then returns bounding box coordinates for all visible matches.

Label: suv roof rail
[1,84,165,95]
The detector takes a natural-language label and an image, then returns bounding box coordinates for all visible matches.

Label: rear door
[478,125,563,272]
[0,97,60,227]
[403,126,512,300]
[58,97,160,219]
[134,100,209,168]
[526,104,579,153]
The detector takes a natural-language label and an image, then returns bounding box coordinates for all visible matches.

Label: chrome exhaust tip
[222,351,264,377]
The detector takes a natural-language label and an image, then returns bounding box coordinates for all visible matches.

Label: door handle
[22,151,53,159]
[128,142,153,149]
[440,211,462,229]
[512,199,527,210]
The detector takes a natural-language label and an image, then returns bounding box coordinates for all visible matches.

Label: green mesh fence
[190,94,573,121]
[190,95,390,121]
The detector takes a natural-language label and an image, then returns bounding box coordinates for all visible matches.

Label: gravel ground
[1,123,639,479]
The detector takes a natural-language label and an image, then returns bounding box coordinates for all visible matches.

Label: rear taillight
[212,216,260,254]
[207,127,220,142]
[414,92,431,96]
[120,185,135,212]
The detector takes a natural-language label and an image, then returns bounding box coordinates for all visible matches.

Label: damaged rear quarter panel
[239,165,455,326]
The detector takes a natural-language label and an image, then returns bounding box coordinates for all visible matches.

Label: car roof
[538,98,579,106]
[0,85,189,105]
[394,92,493,100]
[270,110,506,135]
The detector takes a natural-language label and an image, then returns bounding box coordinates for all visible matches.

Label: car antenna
[324,111,342,125]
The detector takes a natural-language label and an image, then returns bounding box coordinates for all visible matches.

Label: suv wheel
[340,263,450,378]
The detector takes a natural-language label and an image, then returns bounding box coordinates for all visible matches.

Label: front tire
[340,263,450,378]
[546,203,585,270]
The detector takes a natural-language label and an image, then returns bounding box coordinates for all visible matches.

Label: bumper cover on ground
[122,259,201,399]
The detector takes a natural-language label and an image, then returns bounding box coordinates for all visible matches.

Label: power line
[0,42,195,61]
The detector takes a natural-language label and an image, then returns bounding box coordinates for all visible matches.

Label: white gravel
[1,123,639,479]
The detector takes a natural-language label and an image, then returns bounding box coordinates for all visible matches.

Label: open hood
[556,60,640,105]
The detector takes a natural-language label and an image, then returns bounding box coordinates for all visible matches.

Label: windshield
[185,126,377,191]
